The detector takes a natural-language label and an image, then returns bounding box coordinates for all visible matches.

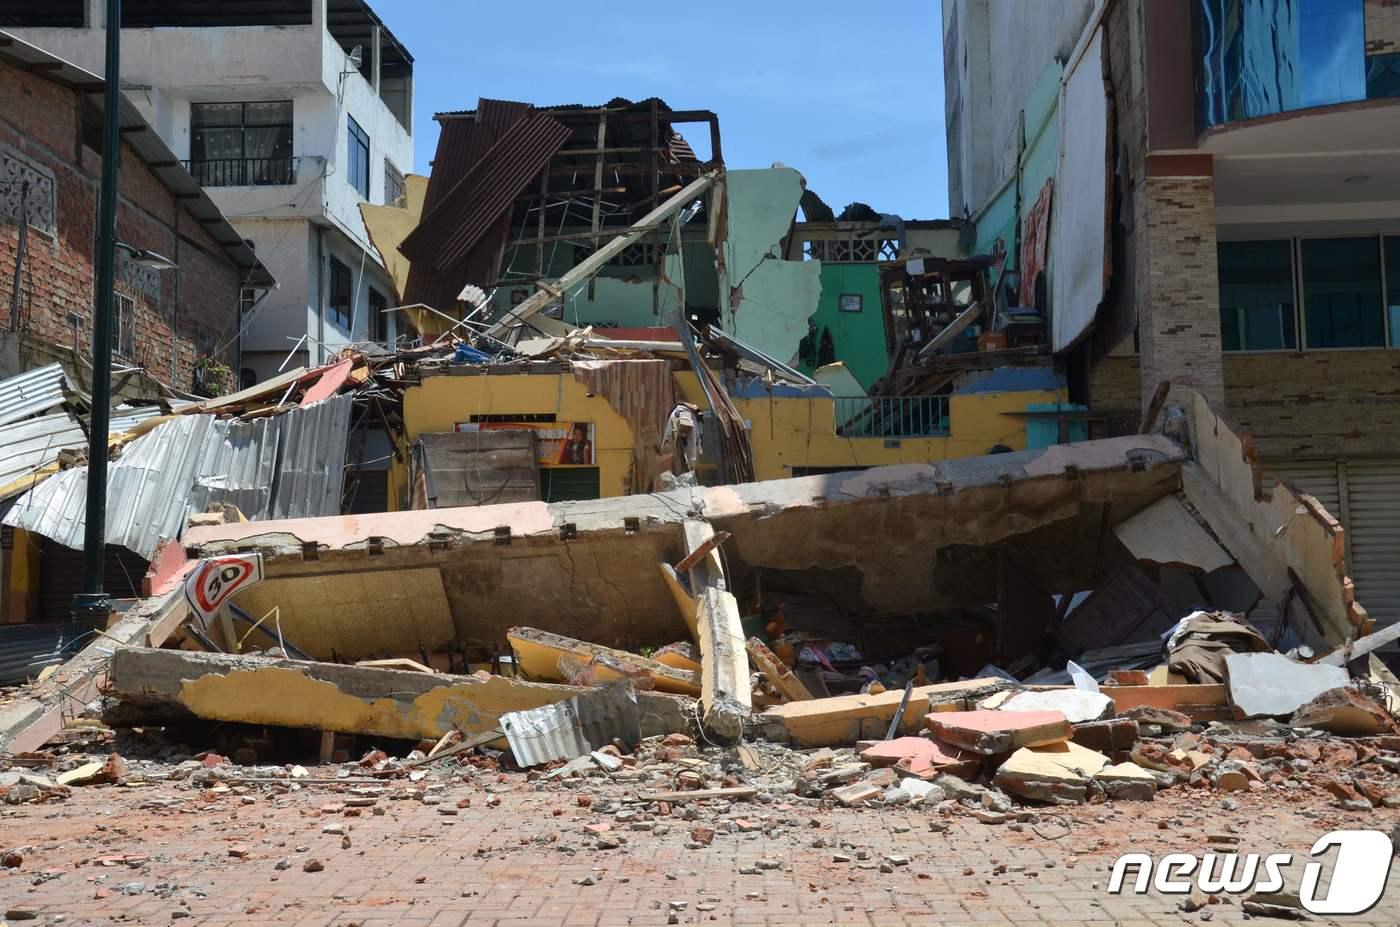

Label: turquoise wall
[799,263,888,391]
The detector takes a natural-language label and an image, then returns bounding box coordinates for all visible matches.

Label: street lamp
[73,0,125,627]
[115,242,177,271]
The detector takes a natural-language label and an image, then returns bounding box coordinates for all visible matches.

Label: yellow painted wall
[401,372,640,499]
[401,370,1064,499]
[3,528,38,623]
[735,388,1062,481]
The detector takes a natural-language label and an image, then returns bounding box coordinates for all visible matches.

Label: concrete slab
[993,741,1109,804]
[858,736,981,780]
[998,689,1115,723]
[925,710,1072,755]
[1094,762,1158,801]
[1290,687,1400,736]
[756,679,1007,747]
[1225,653,1349,719]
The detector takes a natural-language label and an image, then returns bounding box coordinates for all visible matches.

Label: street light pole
[73,0,122,626]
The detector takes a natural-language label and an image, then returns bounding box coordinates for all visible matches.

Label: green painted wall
[799,263,888,390]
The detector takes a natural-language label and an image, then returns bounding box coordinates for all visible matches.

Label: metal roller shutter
[1344,460,1400,640]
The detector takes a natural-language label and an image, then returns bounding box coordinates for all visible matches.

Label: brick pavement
[1,772,1398,926]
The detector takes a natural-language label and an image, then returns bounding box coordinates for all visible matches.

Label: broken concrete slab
[1290,687,1400,737]
[993,742,1110,804]
[830,782,882,806]
[858,736,981,780]
[507,626,702,696]
[1118,705,1193,733]
[1093,762,1158,801]
[925,710,1072,756]
[1070,719,1140,753]
[104,647,693,744]
[1100,683,1232,722]
[683,520,752,742]
[754,679,1006,747]
[1225,653,1349,719]
[1113,495,1233,572]
[997,689,1114,723]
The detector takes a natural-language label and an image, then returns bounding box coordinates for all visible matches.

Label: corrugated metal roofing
[0,364,69,427]
[0,623,89,687]
[0,32,275,288]
[501,682,641,768]
[3,396,352,560]
[107,404,168,435]
[0,411,86,491]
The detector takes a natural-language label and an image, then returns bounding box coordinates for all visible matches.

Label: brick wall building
[0,34,273,396]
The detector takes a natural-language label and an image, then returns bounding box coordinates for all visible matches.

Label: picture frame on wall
[839,293,863,313]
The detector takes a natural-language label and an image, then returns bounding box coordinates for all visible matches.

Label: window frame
[1216,237,1300,354]
[347,116,370,200]
[367,286,388,342]
[327,258,353,331]
[1219,232,1400,354]
[1297,234,1389,351]
[189,101,294,186]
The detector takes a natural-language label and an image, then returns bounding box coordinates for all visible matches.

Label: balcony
[183,157,300,188]
[833,396,950,439]
[1194,0,1400,132]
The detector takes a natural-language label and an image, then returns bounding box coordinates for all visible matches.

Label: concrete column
[86,0,103,29]
[1135,156,1225,413]
[310,0,327,34]
[371,26,382,95]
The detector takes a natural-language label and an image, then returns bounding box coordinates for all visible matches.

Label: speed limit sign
[183,553,265,631]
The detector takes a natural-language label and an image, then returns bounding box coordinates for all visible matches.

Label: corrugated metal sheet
[501,682,641,767]
[0,623,89,686]
[270,396,353,519]
[0,364,69,428]
[1345,459,1400,640]
[107,404,168,435]
[0,411,85,490]
[3,395,353,559]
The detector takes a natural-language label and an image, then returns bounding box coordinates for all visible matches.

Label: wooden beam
[675,530,731,575]
[746,636,813,703]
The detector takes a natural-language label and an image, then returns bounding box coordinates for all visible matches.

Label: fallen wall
[181,435,1186,658]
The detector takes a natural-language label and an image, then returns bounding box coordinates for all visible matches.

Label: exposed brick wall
[1135,174,1224,412]
[1226,351,1400,458]
[0,58,242,394]
[1367,0,1400,55]
[1089,350,1400,458]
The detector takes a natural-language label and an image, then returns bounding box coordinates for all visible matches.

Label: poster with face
[456,421,595,466]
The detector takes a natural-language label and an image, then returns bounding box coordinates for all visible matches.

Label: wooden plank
[1099,683,1231,722]
[507,626,702,697]
[674,531,731,575]
[658,563,698,638]
[746,636,813,703]
[635,786,757,803]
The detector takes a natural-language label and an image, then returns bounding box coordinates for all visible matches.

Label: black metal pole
[73,0,122,626]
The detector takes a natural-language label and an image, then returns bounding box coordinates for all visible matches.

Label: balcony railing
[833,396,950,439]
[183,157,299,188]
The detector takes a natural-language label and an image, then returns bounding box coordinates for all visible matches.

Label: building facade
[0,31,270,395]
[7,0,415,384]
[943,0,1400,631]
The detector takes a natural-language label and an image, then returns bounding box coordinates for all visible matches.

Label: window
[112,293,135,359]
[384,159,405,208]
[1387,237,1400,345]
[1301,237,1384,348]
[368,287,387,342]
[838,294,863,313]
[347,116,370,200]
[1218,241,1296,351]
[327,258,352,330]
[189,102,294,186]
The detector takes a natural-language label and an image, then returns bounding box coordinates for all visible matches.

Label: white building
[8,0,415,384]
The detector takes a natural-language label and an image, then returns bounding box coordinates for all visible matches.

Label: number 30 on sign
[183,554,264,631]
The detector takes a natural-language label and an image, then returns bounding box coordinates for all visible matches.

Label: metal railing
[183,157,299,187]
[833,395,950,438]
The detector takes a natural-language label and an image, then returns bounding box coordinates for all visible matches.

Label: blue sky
[374,0,950,220]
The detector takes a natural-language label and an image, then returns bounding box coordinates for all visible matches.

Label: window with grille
[112,292,135,359]
[384,159,405,207]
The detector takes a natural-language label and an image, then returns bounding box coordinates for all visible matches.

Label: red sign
[183,554,264,630]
